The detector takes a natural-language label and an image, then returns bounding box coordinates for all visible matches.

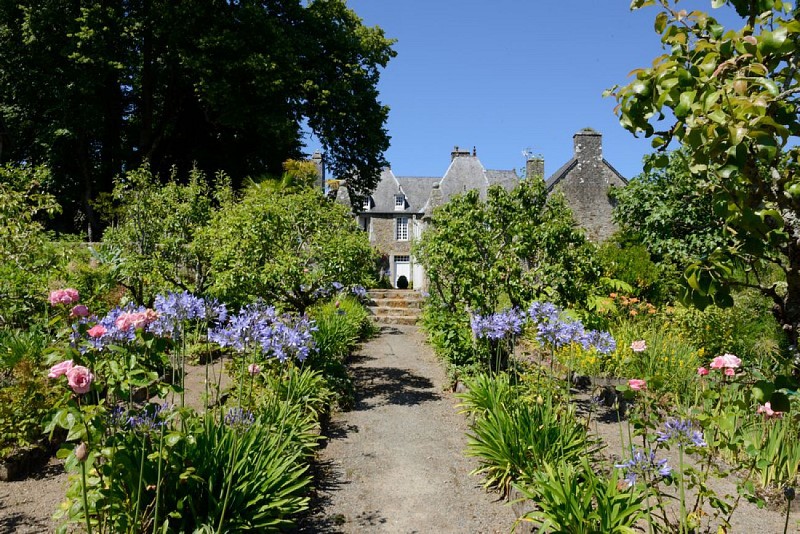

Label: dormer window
[363,197,372,211]
[394,194,405,210]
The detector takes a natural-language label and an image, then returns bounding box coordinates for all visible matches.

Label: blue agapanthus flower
[615,447,672,487]
[656,419,707,448]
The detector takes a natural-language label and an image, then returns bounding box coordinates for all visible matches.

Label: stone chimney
[573,128,602,164]
[311,151,325,191]
[450,145,472,160]
[526,156,544,179]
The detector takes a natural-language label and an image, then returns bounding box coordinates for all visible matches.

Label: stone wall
[550,129,626,242]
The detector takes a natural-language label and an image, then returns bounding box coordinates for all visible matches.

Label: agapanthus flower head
[615,446,671,487]
[224,407,255,429]
[527,301,560,324]
[585,329,617,355]
[656,419,706,447]
[49,288,80,306]
[152,291,207,336]
[331,281,344,291]
[350,285,368,299]
[471,308,525,341]
[127,402,171,434]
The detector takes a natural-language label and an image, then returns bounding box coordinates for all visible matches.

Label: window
[396,217,409,241]
[394,255,410,262]
[394,194,405,210]
[363,197,371,211]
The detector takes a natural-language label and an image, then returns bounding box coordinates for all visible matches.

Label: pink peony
[248,363,261,375]
[697,367,709,376]
[757,402,783,418]
[48,360,75,379]
[66,366,94,394]
[628,379,647,391]
[70,305,90,318]
[49,288,80,306]
[87,324,107,338]
[709,353,742,370]
[630,340,647,353]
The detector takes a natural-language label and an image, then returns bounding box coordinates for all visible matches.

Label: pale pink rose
[630,340,647,353]
[724,368,735,376]
[48,360,75,378]
[710,353,742,370]
[66,366,94,394]
[757,402,783,418]
[49,288,80,306]
[628,379,647,391]
[115,310,158,331]
[697,367,709,376]
[87,324,107,338]
[70,305,90,318]
[248,363,261,375]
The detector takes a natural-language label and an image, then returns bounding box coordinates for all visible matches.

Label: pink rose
[49,288,80,306]
[697,367,709,376]
[70,305,90,318]
[710,353,742,370]
[630,340,647,353]
[248,363,261,375]
[115,310,158,331]
[757,402,783,418]
[628,379,647,391]
[87,324,107,338]
[66,366,94,394]
[724,368,735,376]
[48,360,75,378]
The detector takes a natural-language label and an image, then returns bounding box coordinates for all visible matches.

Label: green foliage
[515,459,647,534]
[415,179,600,315]
[0,165,60,326]
[102,166,228,304]
[0,328,60,457]
[419,304,481,380]
[459,372,597,496]
[610,149,726,269]
[671,292,785,371]
[596,242,673,304]
[202,185,375,312]
[0,0,396,232]
[608,0,800,349]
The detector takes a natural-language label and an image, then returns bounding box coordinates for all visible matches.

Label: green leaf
[752,380,775,402]
[768,391,790,412]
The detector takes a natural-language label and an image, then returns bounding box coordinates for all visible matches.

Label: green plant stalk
[132,441,147,534]
[152,424,165,534]
[784,496,791,534]
[679,445,687,534]
[216,431,240,534]
[80,459,93,534]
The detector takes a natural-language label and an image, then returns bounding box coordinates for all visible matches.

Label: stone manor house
[335,128,628,289]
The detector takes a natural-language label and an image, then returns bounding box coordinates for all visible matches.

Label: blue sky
[323,0,744,181]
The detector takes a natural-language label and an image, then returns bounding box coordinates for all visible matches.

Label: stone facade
[334,131,627,288]
[545,128,627,242]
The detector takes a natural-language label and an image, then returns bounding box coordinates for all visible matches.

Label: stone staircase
[367,289,424,326]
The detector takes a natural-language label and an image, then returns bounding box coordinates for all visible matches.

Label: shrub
[396,275,409,289]
[459,372,597,495]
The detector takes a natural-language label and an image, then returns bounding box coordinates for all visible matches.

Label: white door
[394,255,411,288]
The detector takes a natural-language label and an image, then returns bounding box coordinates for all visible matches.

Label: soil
[1,326,797,533]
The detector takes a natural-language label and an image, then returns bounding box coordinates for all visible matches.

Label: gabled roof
[545,158,628,191]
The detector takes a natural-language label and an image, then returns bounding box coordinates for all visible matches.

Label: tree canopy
[0,0,395,235]
[607,0,800,350]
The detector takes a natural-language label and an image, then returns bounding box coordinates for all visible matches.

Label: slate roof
[544,158,628,191]
[337,154,520,216]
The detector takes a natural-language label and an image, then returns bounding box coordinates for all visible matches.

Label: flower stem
[80,460,92,534]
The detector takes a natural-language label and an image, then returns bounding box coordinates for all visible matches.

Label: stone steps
[367,290,423,325]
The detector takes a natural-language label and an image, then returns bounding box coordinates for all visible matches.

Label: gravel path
[300,325,516,533]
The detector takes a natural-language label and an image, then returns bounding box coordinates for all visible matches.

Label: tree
[201,184,375,313]
[415,178,599,315]
[611,149,726,268]
[607,0,800,351]
[0,0,395,234]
